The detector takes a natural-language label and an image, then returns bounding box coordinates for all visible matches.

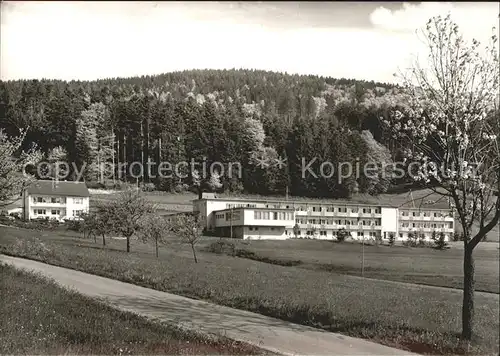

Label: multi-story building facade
[22,180,90,221]
[193,194,454,241]
[398,207,455,240]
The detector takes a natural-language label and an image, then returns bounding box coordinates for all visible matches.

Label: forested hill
[0,69,409,198]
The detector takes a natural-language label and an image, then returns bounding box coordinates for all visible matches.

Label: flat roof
[193,197,393,207]
[193,196,452,211]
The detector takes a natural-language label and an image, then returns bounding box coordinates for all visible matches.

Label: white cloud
[0,2,496,84]
[369,2,498,84]
[369,2,498,42]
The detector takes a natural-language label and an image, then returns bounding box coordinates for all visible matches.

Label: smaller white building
[23,180,90,221]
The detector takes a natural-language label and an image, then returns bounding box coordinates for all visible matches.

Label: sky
[1,1,498,83]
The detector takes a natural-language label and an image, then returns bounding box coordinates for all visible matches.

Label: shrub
[388,233,395,246]
[293,224,300,239]
[434,232,449,250]
[233,249,302,266]
[9,212,22,220]
[404,232,418,247]
[48,219,60,230]
[2,218,65,231]
[452,232,467,241]
[234,249,256,259]
[336,228,349,242]
[418,233,426,247]
[432,231,438,241]
[66,219,84,232]
[207,241,236,255]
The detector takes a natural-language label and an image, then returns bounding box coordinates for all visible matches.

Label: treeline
[0,69,409,199]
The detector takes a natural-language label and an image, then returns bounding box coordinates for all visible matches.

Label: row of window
[222,202,451,218]
[401,211,451,218]
[248,226,279,231]
[34,209,54,215]
[398,232,446,239]
[294,206,381,214]
[293,230,379,237]
[33,197,64,204]
[32,197,83,204]
[401,222,453,229]
[33,209,83,216]
[226,203,257,209]
[295,218,381,226]
[357,231,378,237]
[215,212,242,220]
[225,202,382,214]
[254,211,294,220]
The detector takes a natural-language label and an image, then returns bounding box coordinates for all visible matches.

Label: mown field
[1,225,498,355]
[209,238,500,294]
[0,262,265,355]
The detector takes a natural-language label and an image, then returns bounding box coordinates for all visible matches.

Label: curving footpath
[1,254,417,356]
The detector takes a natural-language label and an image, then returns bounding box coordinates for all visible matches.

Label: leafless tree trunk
[190,243,198,263]
[462,243,475,340]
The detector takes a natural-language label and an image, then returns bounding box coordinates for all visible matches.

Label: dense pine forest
[0,69,411,199]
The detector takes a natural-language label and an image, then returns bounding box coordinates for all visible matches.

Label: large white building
[23,180,90,221]
[193,194,455,241]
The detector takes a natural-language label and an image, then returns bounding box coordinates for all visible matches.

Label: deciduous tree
[105,190,155,252]
[170,213,204,263]
[384,15,499,341]
[0,129,42,207]
[138,213,171,258]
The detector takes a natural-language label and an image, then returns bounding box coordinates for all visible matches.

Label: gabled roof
[26,180,90,198]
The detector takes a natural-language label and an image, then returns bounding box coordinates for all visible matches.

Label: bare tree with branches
[170,213,204,263]
[138,213,171,258]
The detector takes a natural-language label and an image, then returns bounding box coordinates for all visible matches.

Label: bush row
[0,216,71,232]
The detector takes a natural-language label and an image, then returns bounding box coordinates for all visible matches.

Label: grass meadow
[208,238,500,294]
[0,262,265,355]
[1,225,498,355]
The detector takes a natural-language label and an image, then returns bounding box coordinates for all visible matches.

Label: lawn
[208,238,500,294]
[1,225,498,355]
[0,262,265,355]
[90,190,195,214]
